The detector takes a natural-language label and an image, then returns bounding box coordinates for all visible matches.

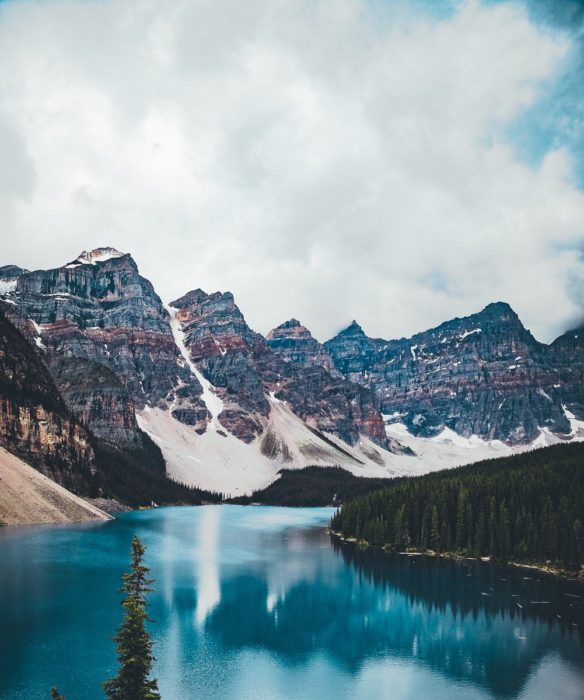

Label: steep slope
[0,308,218,508]
[325,302,571,444]
[0,446,111,525]
[1,248,208,443]
[0,308,98,492]
[266,319,339,374]
[133,291,409,496]
[171,290,391,449]
[3,245,581,499]
[550,324,584,422]
[0,251,405,498]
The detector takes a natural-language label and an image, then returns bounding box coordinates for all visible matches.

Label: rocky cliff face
[0,309,98,492]
[171,290,391,449]
[47,355,138,446]
[1,248,207,442]
[0,307,218,506]
[266,319,339,375]
[265,318,392,450]
[0,265,28,295]
[550,325,584,421]
[325,302,571,444]
[172,289,269,442]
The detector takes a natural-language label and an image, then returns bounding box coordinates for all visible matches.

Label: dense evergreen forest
[231,466,392,506]
[330,442,584,571]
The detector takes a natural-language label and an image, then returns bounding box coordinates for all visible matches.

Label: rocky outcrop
[0,308,218,507]
[171,290,391,449]
[47,355,138,446]
[265,320,391,449]
[549,325,584,421]
[325,302,571,444]
[0,309,98,492]
[1,248,207,440]
[172,289,269,441]
[266,319,338,374]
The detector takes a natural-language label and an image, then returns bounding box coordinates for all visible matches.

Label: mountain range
[0,247,582,513]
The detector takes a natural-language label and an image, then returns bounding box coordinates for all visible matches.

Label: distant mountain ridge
[1,246,582,499]
[325,301,579,444]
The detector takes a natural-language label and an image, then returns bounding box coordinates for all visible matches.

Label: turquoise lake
[0,505,583,699]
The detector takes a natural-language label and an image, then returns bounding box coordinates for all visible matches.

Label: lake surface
[0,505,583,700]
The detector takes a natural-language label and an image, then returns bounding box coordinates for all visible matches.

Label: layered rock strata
[325,302,572,444]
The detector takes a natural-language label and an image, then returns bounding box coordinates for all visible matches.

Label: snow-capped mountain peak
[74,247,125,265]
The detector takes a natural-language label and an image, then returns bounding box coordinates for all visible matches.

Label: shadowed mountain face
[0,308,98,492]
[0,309,218,507]
[325,302,575,443]
[550,325,584,420]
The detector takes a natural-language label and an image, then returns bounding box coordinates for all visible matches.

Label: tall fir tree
[430,506,440,552]
[103,535,161,700]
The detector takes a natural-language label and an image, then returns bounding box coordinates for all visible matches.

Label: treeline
[331,442,584,570]
[231,466,392,506]
[93,432,222,507]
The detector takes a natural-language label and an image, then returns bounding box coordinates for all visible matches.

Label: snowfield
[140,396,584,497]
[138,397,401,497]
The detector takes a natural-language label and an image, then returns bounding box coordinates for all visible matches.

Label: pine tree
[394,504,406,550]
[566,519,582,570]
[430,506,440,552]
[455,488,470,552]
[103,535,161,700]
[498,502,511,562]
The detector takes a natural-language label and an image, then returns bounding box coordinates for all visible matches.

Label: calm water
[0,506,583,700]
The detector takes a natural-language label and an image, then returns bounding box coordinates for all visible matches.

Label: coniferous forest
[330,442,584,571]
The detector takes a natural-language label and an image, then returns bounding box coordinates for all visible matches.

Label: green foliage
[93,433,221,507]
[231,466,393,506]
[103,536,161,700]
[331,442,584,570]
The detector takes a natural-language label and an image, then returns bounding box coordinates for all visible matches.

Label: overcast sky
[1,0,583,343]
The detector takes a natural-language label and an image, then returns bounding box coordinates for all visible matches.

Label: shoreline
[329,529,584,583]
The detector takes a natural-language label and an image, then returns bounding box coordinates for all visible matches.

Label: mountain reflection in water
[0,506,583,700]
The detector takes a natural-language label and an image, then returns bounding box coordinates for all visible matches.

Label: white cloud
[0,0,583,342]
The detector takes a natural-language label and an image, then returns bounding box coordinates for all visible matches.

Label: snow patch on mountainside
[138,396,403,496]
[137,407,277,496]
[562,406,584,439]
[0,279,17,295]
[167,304,224,430]
[263,397,399,477]
[383,421,514,473]
[382,415,584,476]
[75,247,125,265]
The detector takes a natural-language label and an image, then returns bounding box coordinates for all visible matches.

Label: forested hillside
[331,443,584,571]
[231,466,392,506]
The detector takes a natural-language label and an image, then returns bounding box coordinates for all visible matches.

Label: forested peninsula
[330,442,584,576]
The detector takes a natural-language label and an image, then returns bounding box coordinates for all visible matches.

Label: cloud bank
[0,0,583,342]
